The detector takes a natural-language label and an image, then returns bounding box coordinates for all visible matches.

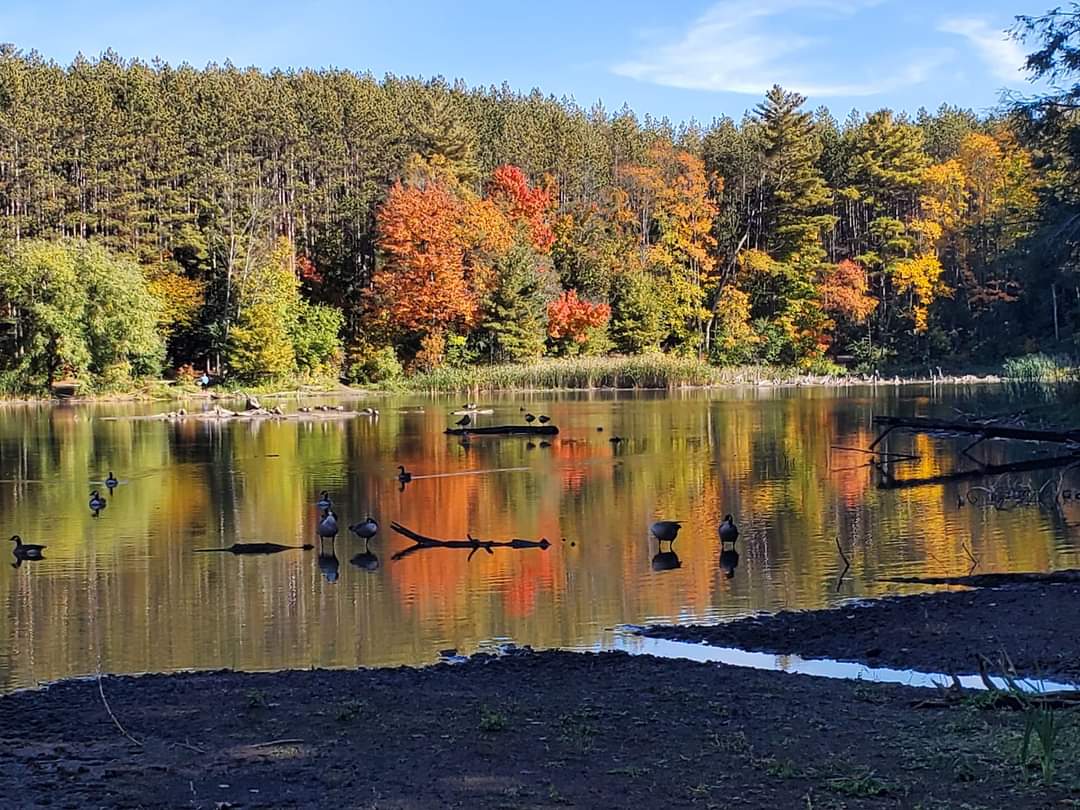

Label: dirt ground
[642,580,1080,681]
[0,643,1077,808]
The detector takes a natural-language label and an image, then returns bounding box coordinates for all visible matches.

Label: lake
[1,384,1078,692]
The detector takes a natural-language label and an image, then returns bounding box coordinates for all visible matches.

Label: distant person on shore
[200,372,210,387]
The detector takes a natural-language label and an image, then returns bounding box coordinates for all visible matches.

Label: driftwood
[913,652,1080,710]
[444,424,558,436]
[874,453,1080,490]
[872,415,1080,447]
[389,522,551,561]
[880,569,1080,587]
[194,543,314,555]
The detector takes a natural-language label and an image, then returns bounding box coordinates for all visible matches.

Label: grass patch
[479,704,510,732]
[400,356,823,392]
[824,767,898,797]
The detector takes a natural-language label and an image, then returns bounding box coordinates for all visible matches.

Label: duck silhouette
[10,535,45,568]
[455,414,471,427]
[524,413,537,424]
[538,415,551,424]
[397,465,413,492]
[105,472,119,493]
[89,490,107,516]
[651,549,682,571]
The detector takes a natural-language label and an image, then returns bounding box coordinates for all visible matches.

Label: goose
[526,441,537,450]
[10,535,45,561]
[719,514,739,544]
[538,415,551,424]
[105,471,119,491]
[609,436,623,445]
[462,402,477,411]
[361,407,380,416]
[455,414,471,427]
[539,440,551,448]
[317,509,339,539]
[316,490,332,510]
[650,520,682,543]
[89,490,107,513]
[397,465,412,484]
[524,413,537,424]
[720,547,740,579]
[349,517,379,541]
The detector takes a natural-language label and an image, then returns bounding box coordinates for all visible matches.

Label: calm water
[1,385,1078,692]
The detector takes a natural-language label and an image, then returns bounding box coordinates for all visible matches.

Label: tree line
[0,21,1076,391]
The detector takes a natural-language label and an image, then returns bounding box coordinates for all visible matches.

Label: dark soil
[0,649,1077,809]
[642,581,1080,681]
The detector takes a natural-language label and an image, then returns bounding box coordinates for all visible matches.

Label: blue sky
[0,0,1043,123]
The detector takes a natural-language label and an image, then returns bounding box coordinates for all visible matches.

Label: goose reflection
[720,546,740,579]
[651,549,682,572]
[350,548,380,571]
[317,543,340,583]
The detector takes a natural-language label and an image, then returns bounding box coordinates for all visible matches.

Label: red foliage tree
[547,290,611,343]
[487,165,555,252]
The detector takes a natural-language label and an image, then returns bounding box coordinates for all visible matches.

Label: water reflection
[318,542,340,584]
[1,385,1079,691]
[651,549,682,572]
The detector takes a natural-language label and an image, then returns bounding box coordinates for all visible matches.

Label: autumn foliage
[547,290,611,343]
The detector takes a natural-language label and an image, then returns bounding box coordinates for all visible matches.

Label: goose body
[316,490,332,510]
[524,413,536,423]
[650,520,682,543]
[10,535,45,560]
[719,514,739,544]
[89,490,107,513]
[609,436,623,445]
[397,465,412,483]
[349,517,379,540]
[317,509,339,539]
[538,415,551,424]
[105,471,119,490]
[455,414,471,427]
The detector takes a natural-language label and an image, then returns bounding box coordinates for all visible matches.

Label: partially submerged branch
[389,522,551,561]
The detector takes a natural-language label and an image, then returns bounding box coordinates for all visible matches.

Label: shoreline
[0,583,1076,807]
[0,371,1009,406]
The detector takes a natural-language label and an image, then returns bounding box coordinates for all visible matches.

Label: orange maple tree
[547,290,611,343]
[372,180,478,335]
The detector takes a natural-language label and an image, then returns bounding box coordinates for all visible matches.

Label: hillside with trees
[0,17,1076,392]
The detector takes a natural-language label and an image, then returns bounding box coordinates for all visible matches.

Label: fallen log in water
[872,415,1080,446]
[880,569,1080,587]
[874,453,1080,490]
[444,424,558,436]
[389,521,551,561]
[194,543,314,555]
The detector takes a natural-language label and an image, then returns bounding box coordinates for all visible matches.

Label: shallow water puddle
[610,629,1079,694]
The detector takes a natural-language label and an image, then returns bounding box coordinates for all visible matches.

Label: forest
[1,7,1079,393]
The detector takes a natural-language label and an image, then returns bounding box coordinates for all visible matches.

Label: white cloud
[612,0,947,98]
[937,17,1026,83]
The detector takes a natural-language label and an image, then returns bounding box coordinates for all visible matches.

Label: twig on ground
[97,669,142,747]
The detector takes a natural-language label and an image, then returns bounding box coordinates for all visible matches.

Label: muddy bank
[0,650,1074,809]
[642,580,1080,681]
